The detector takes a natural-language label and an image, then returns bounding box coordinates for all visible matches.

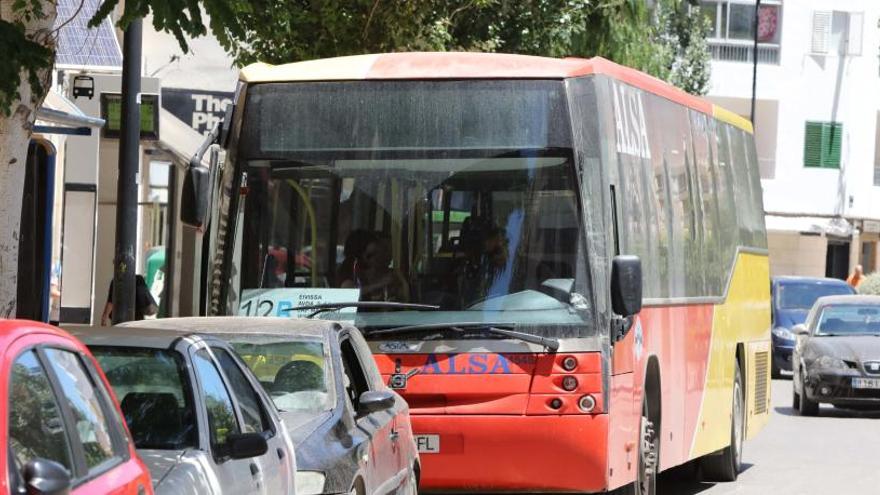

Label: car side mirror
[181,166,210,229]
[226,433,268,460]
[792,324,809,336]
[358,390,396,414]
[611,255,643,317]
[23,458,71,495]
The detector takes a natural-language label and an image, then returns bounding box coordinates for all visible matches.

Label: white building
[703,0,880,279]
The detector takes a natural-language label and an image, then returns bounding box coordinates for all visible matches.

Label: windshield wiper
[282,302,440,318]
[366,323,560,352]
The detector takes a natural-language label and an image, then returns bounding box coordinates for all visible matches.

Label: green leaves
[0,19,53,116]
[0,0,713,117]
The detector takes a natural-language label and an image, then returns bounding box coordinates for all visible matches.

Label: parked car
[122,317,420,495]
[69,324,298,494]
[0,319,153,495]
[792,295,880,415]
[771,276,855,377]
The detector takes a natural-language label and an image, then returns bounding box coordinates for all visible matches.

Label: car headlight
[772,327,795,340]
[296,471,326,495]
[816,355,849,370]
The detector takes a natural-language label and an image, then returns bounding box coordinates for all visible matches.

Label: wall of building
[767,232,828,277]
[707,0,880,278]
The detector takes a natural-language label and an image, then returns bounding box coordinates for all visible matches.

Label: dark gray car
[792,295,880,415]
[124,317,420,495]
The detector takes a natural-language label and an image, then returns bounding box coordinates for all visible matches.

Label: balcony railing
[709,40,780,65]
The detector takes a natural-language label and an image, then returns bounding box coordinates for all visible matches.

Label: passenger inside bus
[340,231,409,302]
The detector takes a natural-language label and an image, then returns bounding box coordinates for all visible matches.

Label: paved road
[659,377,880,494]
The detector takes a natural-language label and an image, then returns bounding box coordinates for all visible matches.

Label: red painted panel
[414,414,609,492]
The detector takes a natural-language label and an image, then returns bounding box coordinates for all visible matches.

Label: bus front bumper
[412,414,609,493]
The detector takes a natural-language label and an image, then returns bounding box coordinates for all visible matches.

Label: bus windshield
[234,80,593,338]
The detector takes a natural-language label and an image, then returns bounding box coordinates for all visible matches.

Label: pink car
[0,320,153,495]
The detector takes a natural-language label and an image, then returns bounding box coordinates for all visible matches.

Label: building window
[702,1,782,64]
[804,121,842,169]
[812,11,863,56]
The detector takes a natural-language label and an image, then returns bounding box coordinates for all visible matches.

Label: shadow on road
[657,462,753,494]
[775,405,880,419]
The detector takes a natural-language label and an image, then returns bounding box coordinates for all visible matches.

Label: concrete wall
[768,232,828,277]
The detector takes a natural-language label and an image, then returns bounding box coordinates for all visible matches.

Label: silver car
[70,326,298,495]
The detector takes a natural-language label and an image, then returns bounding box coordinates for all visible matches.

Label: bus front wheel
[700,360,744,482]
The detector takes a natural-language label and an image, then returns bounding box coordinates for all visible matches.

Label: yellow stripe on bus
[712,105,754,134]
[689,251,770,459]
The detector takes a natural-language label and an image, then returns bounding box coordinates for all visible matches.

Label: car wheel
[797,368,820,416]
[700,360,744,482]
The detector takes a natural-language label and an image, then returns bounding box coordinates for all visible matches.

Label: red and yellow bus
[187,52,771,494]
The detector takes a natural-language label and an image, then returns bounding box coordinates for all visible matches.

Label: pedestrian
[101,274,158,325]
[847,264,864,288]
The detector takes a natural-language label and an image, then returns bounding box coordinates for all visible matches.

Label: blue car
[771,276,855,377]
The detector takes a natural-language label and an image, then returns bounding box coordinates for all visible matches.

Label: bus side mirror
[181,166,210,229]
[611,255,642,318]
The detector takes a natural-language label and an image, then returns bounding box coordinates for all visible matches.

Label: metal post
[112,18,143,324]
[750,0,761,124]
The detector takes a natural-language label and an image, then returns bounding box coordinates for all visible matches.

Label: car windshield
[234,80,592,339]
[226,337,334,413]
[815,304,880,336]
[90,347,197,450]
[778,282,853,310]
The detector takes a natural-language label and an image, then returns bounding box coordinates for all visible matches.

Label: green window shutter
[804,121,843,169]
[826,122,842,168]
[804,122,824,167]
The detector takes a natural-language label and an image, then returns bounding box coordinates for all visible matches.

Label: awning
[765,215,853,237]
[35,90,105,135]
[154,108,209,167]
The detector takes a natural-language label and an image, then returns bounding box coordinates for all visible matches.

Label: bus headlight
[562,376,578,391]
[578,394,596,413]
[562,356,578,371]
[296,471,327,495]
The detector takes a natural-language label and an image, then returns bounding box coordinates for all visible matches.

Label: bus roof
[240,52,752,133]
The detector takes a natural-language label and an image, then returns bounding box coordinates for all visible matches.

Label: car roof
[815,295,880,306]
[66,324,198,349]
[120,317,339,339]
[773,276,850,285]
[0,319,82,348]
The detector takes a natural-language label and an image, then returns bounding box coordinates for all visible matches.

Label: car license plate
[415,434,440,453]
[852,377,880,389]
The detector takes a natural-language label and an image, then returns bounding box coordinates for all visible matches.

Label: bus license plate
[415,435,440,453]
[852,377,880,389]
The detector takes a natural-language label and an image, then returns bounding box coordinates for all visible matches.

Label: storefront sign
[161,88,233,135]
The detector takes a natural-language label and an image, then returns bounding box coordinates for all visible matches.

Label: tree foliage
[0,0,713,117]
[0,0,54,115]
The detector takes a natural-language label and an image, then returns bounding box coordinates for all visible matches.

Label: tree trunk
[0,0,56,317]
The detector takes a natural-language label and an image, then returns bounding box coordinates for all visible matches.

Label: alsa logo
[611,82,651,160]
[418,353,534,375]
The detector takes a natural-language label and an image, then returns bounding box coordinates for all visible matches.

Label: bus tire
[636,394,659,495]
[700,360,744,482]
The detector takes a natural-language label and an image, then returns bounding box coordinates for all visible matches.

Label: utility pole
[112,18,143,324]
[750,0,761,124]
